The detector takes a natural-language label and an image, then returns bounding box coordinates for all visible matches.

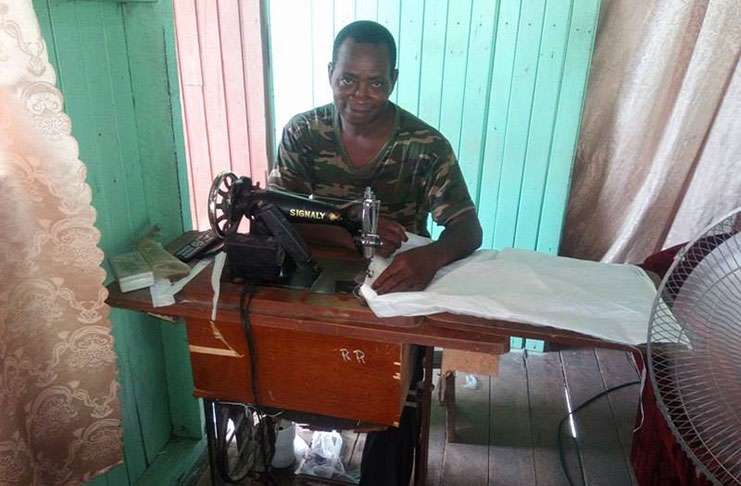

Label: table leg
[442,372,456,443]
[203,399,222,486]
[414,346,434,486]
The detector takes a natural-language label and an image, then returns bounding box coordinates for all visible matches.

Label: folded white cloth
[361,234,656,346]
[149,256,214,308]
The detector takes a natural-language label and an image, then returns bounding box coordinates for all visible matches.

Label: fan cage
[647,208,741,486]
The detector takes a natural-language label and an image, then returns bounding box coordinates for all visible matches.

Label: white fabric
[210,251,227,321]
[361,235,656,346]
[149,257,214,308]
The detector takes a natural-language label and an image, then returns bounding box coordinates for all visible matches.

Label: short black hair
[332,20,397,71]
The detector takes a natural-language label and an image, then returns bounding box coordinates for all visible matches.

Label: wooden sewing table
[106,248,627,485]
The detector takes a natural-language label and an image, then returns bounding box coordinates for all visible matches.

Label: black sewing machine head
[208,171,380,284]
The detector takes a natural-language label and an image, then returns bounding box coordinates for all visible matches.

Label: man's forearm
[425,210,483,268]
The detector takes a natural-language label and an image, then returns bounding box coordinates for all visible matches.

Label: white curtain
[561,0,741,263]
[0,1,122,484]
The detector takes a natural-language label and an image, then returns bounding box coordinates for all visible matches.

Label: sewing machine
[207,171,381,289]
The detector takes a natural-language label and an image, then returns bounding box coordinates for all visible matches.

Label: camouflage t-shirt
[268,103,475,237]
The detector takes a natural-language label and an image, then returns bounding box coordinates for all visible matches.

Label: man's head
[329,21,399,128]
[332,21,397,72]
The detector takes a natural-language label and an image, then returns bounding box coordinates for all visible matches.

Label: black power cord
[558,380,641,486]
[240,282,260,404]
[212,282,278,485]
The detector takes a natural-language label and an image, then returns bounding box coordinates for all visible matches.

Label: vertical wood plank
[91,5,186,462]
[45,1,113,251]
[122,313,173,467]
[161,320,203,439]
[109,309,149,482]
[417,0,448,124]
[83,2,144,250]
[163,0,194,233]
[561,349,633,485]
[595,349,640,484]
[122,0,190,241]
[84,475,108,486]
[334,0,355,33]
[376,0,401,104]
[269,0,313,144]
[239,0,271,183]
[477,0,522,249]
[217,0,251,177]
[537,0,600,254]
[437,0,472,154]
[439,373,490,486]
[311,0,335,109]
[173,0,212,229]
[526,351,571,485]
[396,0,424,113]
[174,0,204,85]
[489,352,537,484]
[457,0,499,204]
[426,372,446,486]
[493,0,548,250]
[171,0,197,230]
[100,463,130,486]
[430,0,472,238]
[355,0,378,20]
[514,0,572,251]
[195,0,231,177]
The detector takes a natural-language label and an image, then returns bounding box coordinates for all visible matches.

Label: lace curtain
[0,1,122,484]
[561,0,741,263]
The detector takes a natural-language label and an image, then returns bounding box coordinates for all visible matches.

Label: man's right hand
[293,217,407,257]
[375,217,408,257]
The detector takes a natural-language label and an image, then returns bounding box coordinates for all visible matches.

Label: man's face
[329,39,398,128]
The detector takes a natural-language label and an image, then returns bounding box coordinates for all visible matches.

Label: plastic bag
[295,431,345,478]
[271,420,296,468]
[293,434,309,466]
[463,374,480,390]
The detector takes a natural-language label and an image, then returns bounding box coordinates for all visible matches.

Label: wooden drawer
[185,316,413,426]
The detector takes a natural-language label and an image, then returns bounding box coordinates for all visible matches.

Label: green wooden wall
[269,0,600,253]
[33,0,203,484]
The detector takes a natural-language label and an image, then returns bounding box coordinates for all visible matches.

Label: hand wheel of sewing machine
[208,171,239,238]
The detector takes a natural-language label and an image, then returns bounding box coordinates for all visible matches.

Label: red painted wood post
[173,0,272,229]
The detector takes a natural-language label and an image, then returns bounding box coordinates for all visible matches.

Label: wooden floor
[195,348,641,486]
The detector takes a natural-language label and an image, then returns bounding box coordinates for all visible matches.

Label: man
[268,20,482,485]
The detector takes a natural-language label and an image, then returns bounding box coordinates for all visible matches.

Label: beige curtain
[562,0,741,263]
[0,1,122,484]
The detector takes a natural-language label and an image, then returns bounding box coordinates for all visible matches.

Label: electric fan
[647,207,741,485]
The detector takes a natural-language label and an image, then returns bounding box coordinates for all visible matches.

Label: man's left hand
[371,246,442,295]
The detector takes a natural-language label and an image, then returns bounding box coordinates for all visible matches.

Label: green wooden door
[268,0,600,254]
[33,0,203,484]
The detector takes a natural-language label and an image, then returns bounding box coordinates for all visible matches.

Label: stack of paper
[110,251,155,293]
